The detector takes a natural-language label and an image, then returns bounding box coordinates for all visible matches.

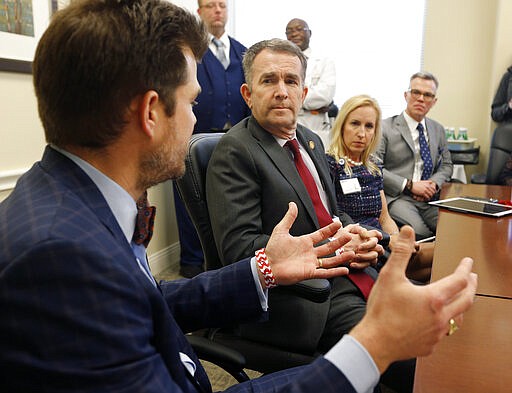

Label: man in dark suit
[376,72,453,239]
[499,153,512,185]
[207,38,385,353]
[173,0,251,279]
[0,1,477,392]
[204,41,461,393]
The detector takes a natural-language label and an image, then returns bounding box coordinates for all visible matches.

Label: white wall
[231,0,425,118]
[1,0,511,272]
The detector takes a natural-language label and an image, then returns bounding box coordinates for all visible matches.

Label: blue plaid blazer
[0,146,356,393]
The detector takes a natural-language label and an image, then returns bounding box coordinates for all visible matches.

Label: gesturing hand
[349,226,477,374]
[264,202,355,286]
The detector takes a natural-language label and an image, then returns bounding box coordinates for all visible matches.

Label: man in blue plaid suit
[0,1,477,392]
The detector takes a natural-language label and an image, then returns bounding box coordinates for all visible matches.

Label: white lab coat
[299,47,336,149]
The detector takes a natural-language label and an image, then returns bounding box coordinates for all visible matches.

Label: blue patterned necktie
[417,123,433,180]
[212,38,229,69]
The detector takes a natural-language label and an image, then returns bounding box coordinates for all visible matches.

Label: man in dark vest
[173,0,251,278]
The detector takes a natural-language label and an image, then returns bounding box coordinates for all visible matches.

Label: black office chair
[327,101,339,119]
[176,133,332,375]
[471,123,512,184]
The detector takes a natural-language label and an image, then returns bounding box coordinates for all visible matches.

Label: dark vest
[193,39,250,133]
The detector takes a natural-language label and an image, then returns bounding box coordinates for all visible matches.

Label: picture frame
[0,1,56,74]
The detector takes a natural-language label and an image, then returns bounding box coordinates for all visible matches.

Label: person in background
[376,72,453,239]
[173,0,251,278]
[0,2,478,391]
[285,18,336,148]
[194,0,250,132]
[327,95,433,282]
[491,65,512,123]
[498,153,512,186]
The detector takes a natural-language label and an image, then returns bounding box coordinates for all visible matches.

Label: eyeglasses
[200,2,227,9]
[408,89,436,102]
[285,27,309,36]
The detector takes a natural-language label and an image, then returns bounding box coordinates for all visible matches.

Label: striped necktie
[212,38,229,69]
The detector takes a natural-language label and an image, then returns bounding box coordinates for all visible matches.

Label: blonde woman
[327,95,432,282]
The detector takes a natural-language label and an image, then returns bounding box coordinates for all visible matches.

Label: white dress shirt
[208,32,231,64]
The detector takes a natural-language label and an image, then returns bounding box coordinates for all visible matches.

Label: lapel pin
[309,140,315,150]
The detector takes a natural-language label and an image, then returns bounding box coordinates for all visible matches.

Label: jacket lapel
[296,126,336,216]
[248,118,320,227]
[424,118,438,160]
[395,113,415,154]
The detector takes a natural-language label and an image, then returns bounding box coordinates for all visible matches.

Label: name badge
[340,178,361,194]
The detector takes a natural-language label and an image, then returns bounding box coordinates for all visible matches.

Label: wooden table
[413,183,512,393]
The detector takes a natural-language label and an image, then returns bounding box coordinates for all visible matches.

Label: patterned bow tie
[132,191,156,248]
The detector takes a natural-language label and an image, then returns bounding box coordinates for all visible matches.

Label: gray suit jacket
[376,113,453,203]
[206,116,352,265]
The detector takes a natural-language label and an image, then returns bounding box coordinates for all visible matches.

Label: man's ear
[302,86,308,103]
[240,83,252,108]
[139,90,160,138]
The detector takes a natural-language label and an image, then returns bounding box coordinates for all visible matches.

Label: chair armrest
[471,173,486,184]
[186,334,250,382]
[277,279,331,303]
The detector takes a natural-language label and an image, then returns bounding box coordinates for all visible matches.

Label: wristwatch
[404,179,413,195]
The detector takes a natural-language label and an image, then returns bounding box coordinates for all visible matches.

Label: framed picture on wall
[0,0,69,74]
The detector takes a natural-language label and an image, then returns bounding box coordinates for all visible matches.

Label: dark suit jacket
[491,66,512,123]
[206,116,353,265]
[0,146,357,393]
[193,36,251,132]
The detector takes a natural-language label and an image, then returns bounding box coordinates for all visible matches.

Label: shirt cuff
[324,335,380,393]
[250,257,269,311]
[401,178,408,192]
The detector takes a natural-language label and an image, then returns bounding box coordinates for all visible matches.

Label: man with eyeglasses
[285,18,336,149]
[376,71,453,240]
[172,0,251,279]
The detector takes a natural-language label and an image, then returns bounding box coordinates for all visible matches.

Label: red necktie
[285,139,374,300]
[285,139,333,228]
[133,191,156,248]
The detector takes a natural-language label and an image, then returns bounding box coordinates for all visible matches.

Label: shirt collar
[403,111,425,133]
[273,132,297,147]
[209,33,230,50]
[51,145,137,244]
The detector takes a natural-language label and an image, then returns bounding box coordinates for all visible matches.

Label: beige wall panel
[424,0,498,177]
